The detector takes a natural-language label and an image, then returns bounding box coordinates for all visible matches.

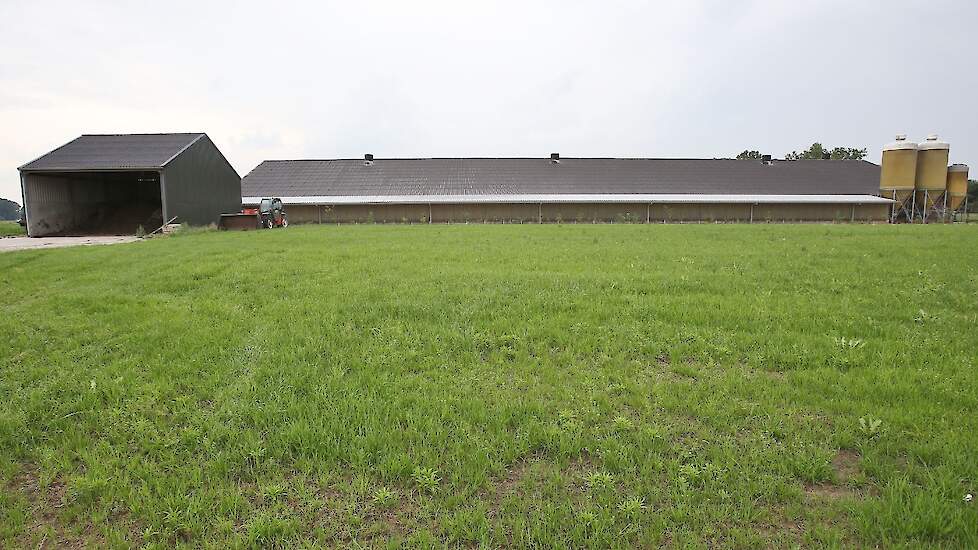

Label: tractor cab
[258,198,288,229]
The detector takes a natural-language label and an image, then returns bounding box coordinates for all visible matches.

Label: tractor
[219,198,289,230]
[256,198,288,229]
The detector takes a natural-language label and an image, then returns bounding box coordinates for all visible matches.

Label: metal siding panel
[162,136,241,226]
[284,205,320,224]
[24,173,97,236]
[430,203,538,223]
[651,204,753,222]
[296,202,885,223]
[540,203,649,222]
[752,204,850,222]
[323,204,430,223]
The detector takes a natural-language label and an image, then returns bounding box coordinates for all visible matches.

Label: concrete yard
[0,235,138,252]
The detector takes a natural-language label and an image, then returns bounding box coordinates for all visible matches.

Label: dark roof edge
[20,167,166,173]
[160,134,207,167]
[78,132,205,137]
[18,135,83,171]
[18,132,209,172]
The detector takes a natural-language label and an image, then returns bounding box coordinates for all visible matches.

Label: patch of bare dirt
[363,498,418,540]
[301,474,422,545]
[831,449,861,480]
[484,455,541,520]
[753,513,806,548]
[805,449,862,500]
[7,466,89,549]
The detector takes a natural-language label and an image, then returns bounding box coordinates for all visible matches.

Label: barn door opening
[23,171,163,236]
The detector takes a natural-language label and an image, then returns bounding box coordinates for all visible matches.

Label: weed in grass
[617,496,647,519]
[584,472,615,493]
[556,409,579,429]
[411,468,439,494]
[858,416,884,438]
[371,487,398,508]
[835,336,865,349]
[914,309,937,324]
[612,415,634,431]
[261,483,287,503]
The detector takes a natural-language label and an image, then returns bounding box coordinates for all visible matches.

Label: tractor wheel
[264,218,274,229]
[281,217,289,228]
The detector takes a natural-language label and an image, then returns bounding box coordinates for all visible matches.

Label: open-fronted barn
[19,133,240,237]
[241,156,891,223]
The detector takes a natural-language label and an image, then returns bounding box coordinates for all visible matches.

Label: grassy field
[1,224,977,548]
[0,221,25,237]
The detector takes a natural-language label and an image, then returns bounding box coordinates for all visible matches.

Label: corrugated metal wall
[281,202,889,224]
[23,173,88,235]
[541,203,648,222]
[161,136,241,226]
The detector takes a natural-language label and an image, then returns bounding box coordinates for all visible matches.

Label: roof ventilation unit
[761,154,772,165]
[550,153,560,164]
[364,153,374,166]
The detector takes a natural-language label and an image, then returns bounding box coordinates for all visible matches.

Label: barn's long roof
[241,158,882,198]
[19,133,205,171]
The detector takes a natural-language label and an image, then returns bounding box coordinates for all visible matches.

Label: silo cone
[914,135,950,221]
[879,135,918,222]
[947,164,969,212]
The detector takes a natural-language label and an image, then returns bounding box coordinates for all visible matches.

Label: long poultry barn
[240,155,892,223]
[18,133,241,236]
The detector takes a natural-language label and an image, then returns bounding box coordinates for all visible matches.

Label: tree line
[0,198,21,221]
[737,143,868,161]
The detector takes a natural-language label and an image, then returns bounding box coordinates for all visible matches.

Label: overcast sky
[1,0,976,202]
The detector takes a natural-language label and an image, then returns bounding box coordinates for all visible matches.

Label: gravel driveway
[0,236,139,252]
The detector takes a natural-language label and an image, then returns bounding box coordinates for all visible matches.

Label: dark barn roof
[19,133,206,171]
[241,158,881,198]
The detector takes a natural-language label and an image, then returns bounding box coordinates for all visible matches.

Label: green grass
[0,221,25,237]
[1,224,977,548]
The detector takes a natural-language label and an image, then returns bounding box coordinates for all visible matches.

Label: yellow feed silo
[914,135,950,218]
[879,134,918,221]
[947,164,969,212]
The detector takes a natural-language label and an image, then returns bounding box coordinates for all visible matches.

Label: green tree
[0,198,21,221]
[785,143,867,160]
[968,180,977,212]
[736,150,763,160]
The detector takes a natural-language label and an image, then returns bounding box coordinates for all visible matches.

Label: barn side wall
[162,136,241,227]
[326,204,430,223]
[541,203,648,222]
[22,173,87,235]
[281,202,889,224]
